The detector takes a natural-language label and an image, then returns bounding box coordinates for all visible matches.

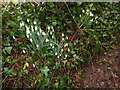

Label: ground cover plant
[2,2,120,88]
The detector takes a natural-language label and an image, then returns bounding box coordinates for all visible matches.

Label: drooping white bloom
[64,43,68,47]
[35,26,37,31]
[33,21,37,24]
[62,33,64,37]
[31,25,34,32]
[73,54,76,57]
[36,44,39,48]
[82,10,85,13]
[90,12,94,16]
[48,26,50,30]
[57,56,60,59]
[50,43,52,47]
[65,54,67,58]
[45,38,49,42]
[26,26,30,35]
[13,36,15,39]
[68,48,70,52]
[90,19,93,22]
[42,32,46,36]
[32,63,35,68]
[39,28,42,33]
[62,38,64,41]
[20,22,24,27]
[65,36,68,40]
[61,49,63,52]
[55,53,57,55]
[27,19,29,22]
[37,32,40,36]
[52,45,55,49]
[50,32,52,35]
[79,15,81,17]
[52,35,54,39]
[30,39,33,42]
[23,50,26,54]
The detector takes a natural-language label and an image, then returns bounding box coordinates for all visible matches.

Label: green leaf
[48,2,55,8]
[41,66,50,76]
[4,47,13,54]
[77,2,82,6]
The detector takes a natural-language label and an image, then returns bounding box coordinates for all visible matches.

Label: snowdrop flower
[64,43,68,47]
[50,43,52,47]
[82,10,85,13]
[48,26,50,30]
[30,39,33,42]
[26,26,30,35]
[52,35,54,39]
[20,22,24,27]
[52,28,54,32]
[79,15,81,17]
[39,28,42,33]
[65,54,67,58]
[46,38,49,42]
[68,48,70,52]
[32,63,35,68]
[55,53,57,55]
[31,25,34,32]
[33,21,37,24]
[62,33,64,37]
[52,45,55,49]
[90,12,94,16]
[42,32,46,36]
[22,50,26,54]
[36,44,39,48]
[50,32,52,35]
[27,19,29,22]
[13,36,15,39]
[62,38,64,41]
[65,36,68,40]
[37,32,40,36]
[95,16,98,19]
[57,56,60,59]
[61,49,63,52]
[35,26,37,31]
[73,54,76,57]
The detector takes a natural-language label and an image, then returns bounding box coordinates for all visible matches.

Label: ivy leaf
[48,2,55,8]
[41,66,50,76]
[4,47,13,54]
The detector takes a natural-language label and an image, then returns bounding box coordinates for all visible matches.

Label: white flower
[90,19,93,22]
[52,28,54,32]
[79,15,81,17]
[73,54,76,57]
[55,53,57,55]
[33,21,37,24]
[61,49,63,52]
[50,44,52,47]
[82,10,85,13]
[36,44,39,48]
[30,39,32,42]
[20,22,24,27]
[51,26,53,29]
[35,26,37,31]
[66,36,68,40]
[52,45,55,48]
[37,32,40,36]
[62,33,64,37]
[65,54,67,58]
[52,35,54,38]
[57,56,60,59]
[50,32,52,35]
[46,39,49,42]
[13,36,15,39]
[90,12,94,16]
[48,26,50,30]
[39,28,42,33]
[68,48,70,52]
[42,32,46,36]
[62,38,64,41]
[31,25,34,32]
[23,50,26,54]
[32,63,35,68]
[64,43,68,47]
[26,26,30,34]
[27,19,29,22]
[59,54,62,56]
